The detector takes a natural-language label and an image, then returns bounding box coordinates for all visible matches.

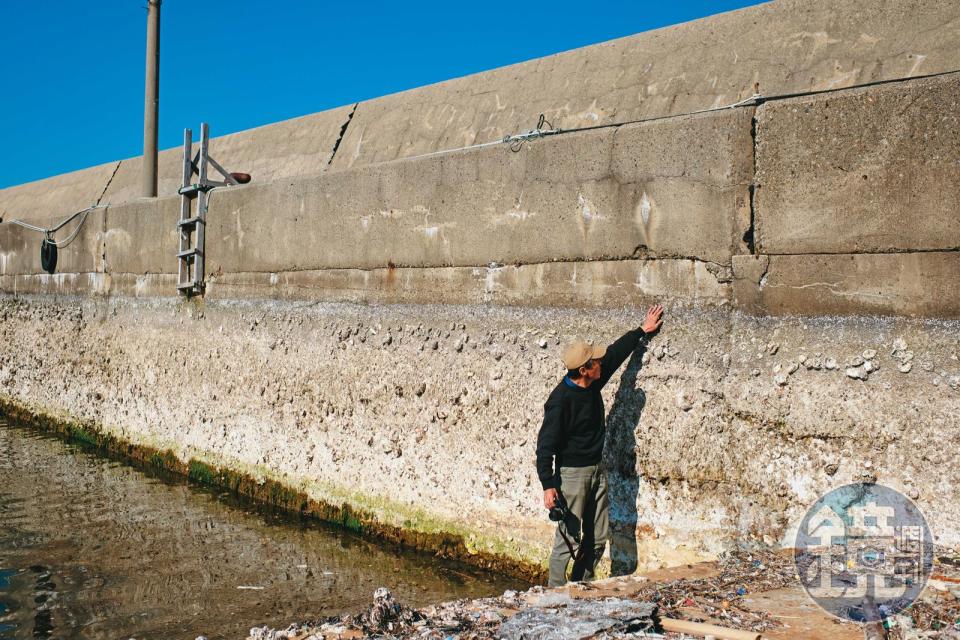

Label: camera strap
[558,520,587,563]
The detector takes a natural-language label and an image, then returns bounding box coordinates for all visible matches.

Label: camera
[548,493,569,522]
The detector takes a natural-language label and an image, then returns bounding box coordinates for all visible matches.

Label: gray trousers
[548,464,609,587]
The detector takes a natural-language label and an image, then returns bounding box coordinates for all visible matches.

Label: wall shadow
[604,346,649,577]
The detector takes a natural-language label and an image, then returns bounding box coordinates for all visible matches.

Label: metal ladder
[176,122,241,295]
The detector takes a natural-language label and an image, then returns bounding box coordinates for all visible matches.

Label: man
[536,304,664,586]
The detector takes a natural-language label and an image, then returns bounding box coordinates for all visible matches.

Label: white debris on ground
[238,546,960,640]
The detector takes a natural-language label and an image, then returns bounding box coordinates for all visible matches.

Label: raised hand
[641,303,664,334]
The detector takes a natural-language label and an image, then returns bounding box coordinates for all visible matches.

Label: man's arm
[535,401,564,495]
[596,329,647,389]
[597,304,664,389]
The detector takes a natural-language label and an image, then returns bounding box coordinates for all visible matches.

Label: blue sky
[0,1,766,189]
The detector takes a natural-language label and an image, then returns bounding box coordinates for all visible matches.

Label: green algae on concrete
[0,396,546,582]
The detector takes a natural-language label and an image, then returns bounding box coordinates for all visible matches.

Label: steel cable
[7,205,104,248]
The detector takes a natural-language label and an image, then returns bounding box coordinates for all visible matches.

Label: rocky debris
[892,339,917,374]
[884,550,960,639]
[842,347,883,381]
[675,389,695,411]
[625,548,795,633]
[368,587,404,628]
[498,594,657,639]
[247,549,812,639]
[776,346,888,382]
[846,366,868,380]
[248,623,313,640]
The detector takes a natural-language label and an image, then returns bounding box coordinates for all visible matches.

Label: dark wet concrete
[0,418,527,639]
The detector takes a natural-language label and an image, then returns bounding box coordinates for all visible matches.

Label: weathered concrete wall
[755,74,960,254]
[330,0,960,170]
[4,74,959,317]
[3,0,960,220]
[1,297,957,574]
[1,0,960,576]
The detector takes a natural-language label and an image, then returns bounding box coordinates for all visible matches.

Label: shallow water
[0,419,527,639]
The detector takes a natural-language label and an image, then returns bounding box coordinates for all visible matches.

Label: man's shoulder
[544,380,569,406]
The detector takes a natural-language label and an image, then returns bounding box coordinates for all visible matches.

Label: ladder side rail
[207,156,239,185]
[194,123,210,290]
[178,128,194,289]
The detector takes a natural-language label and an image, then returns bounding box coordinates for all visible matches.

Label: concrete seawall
[1,0,959,576]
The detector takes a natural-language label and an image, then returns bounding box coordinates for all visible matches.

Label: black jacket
[535,329,647,490]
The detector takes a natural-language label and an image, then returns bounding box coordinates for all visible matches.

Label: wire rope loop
[7,205,102,249]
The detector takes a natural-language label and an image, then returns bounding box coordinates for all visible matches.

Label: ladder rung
[177,216,204,228]
[177,281,199,291]
[178,183,215,195]
[177,248,202,259]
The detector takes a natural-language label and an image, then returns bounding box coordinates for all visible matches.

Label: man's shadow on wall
[604,345,649,576]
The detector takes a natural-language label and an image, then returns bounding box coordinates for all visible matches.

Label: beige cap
[562,340,607,370]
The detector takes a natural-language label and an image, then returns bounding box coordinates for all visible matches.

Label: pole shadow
[604,346,649,577]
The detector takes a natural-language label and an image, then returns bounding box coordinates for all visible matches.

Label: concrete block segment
[0,209,105,276]
[330,0,960,170]
[99,105,356,206]
[0,258,730,304]
[0,105,355,224]
[0,273,113,297]
[103,197,180,275]
[755,73,960,254]
[732,252,960,317]
[611,109,754,262]
[199,109,750,274]
[202,259,730,307]
[0,162,118,224]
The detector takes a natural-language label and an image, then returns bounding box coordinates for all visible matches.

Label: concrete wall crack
[327,103,358,167]
[96,161,122,206]
[746,112,758,255]
[96,161,121,275]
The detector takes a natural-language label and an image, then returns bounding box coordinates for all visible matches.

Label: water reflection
[0,420,525,639]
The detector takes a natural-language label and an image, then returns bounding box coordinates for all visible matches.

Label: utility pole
[142,0,161,198]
